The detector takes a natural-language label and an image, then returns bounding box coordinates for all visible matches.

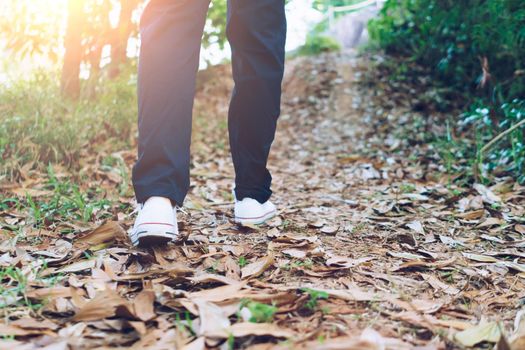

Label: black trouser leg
[227,0,287,203]
[132,0,210,206]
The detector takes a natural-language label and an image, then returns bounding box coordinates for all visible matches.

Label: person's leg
[227,0,287,204]
[132,0,210,207]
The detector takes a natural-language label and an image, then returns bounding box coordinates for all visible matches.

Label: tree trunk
[86,0,112,98]
[61,0,86,99]
[109,0,139,79]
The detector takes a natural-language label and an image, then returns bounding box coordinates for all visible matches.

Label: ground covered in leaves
[1,52,525,349]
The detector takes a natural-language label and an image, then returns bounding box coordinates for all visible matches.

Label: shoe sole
[130,224,179,247]
[234,209,277,225]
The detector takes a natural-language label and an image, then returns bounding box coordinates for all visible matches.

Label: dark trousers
[132,0,287,206]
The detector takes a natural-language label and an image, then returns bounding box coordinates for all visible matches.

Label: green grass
[19,166,113,228]
[0,71,137,181]
[0,264,62,312]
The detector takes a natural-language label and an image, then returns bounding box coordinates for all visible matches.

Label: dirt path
[2,52,525,349]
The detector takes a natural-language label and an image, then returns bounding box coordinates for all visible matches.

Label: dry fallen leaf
[421,273,460,295]
[462,253,498,263]
[293,327,412,350]
[388,251,426,261]
[282,248,307,259]
[56,259,96,273]
[515,224,525,235]
[325,256,374,268]
[182,337,206,350]
[462,253,525,273]
[241,253,274,279]
[320,225,339,235]
[456,209,485,220]
[406,220,425,235]
[455,321,502,347]
[474,184,502,204]
[477,217,503,228]
[132,290,156,321]
[73,290,126,321]
[0,323,55,337]
[76,221,128,246]
[194,299,231,338]
[510,310,525,350]
[11,318,58,331]
[188,282,246,304]
[230,322,293,338]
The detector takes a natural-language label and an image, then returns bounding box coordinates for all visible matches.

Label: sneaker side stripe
[137,222,176,227]
[235,209,276,220]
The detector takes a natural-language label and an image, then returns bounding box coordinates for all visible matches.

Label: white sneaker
[130,196,179,247]
[234,197,277,225]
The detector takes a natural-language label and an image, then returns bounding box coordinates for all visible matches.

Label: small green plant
[302,288,329,311]
[292,258,314,270]
[238,256,247,268]
[239,300,277,323]
[399,183,416,193]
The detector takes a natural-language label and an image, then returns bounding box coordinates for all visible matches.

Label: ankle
[144,196,173,206]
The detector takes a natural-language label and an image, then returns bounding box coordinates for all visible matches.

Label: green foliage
[297,35,341,56]
[369,0,525,183]
[369,0,525,102]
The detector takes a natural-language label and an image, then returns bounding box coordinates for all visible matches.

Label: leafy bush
[369,0,525,183]
[369,0,525,101]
